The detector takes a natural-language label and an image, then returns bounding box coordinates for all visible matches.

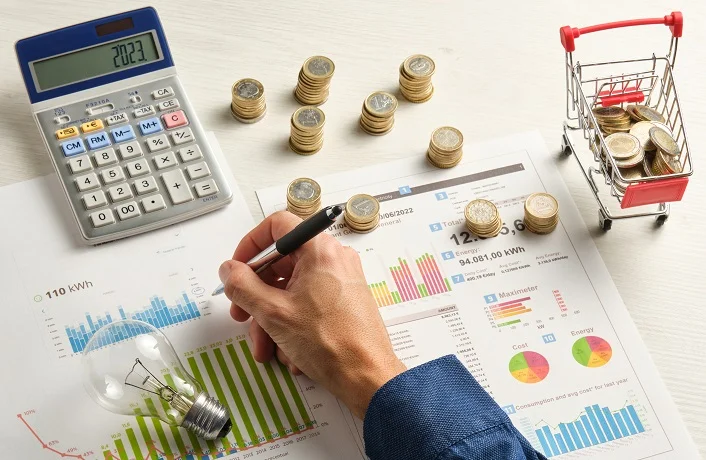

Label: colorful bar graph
[65,292,201,353]
[534,404,646,457]
[488,297,532,325]
[369,254,451,308]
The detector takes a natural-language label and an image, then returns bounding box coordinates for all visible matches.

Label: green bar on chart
[156,392,188,458]
[199,352,245,450]
[134,409,159,460]
[214,347,263,445]
[144,398,173,458]
[187,357,223,458]
[114,438,129,460]
[165,374,205,459]
[263,361,299,434]
[444,278,451,291]
[498,319,522,327]
[278,361,313,427]
[103,450,111,459]
[392,291,402,303]
[125,427,143,460]
[418,284,428,297]
[239,340,287,436]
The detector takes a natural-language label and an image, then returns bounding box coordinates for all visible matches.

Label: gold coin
[634,105,665,123]
[364,91,397,117]
[287,178,321,207]
[593,106,626,119]
[656,150,683,174]
[403,54,435,78]
[302,56,335,80]
[648,127,679,157]
[345,194,380,223]
[431,127,463,152]
[232,78,264,102]
[605,133,641,160]
[292,107,325,131]
[525,193,558,220]
[613,149,644,169]
[465,200,498,227]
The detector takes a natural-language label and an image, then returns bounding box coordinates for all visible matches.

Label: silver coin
[432,127,463,150]
[367,93,396,114]
[408,56,434,76]
[291,182,316,201]
[236,81,261,99]
[465,200,497,225]
[307,58,332,76]
[346,194,379,219]
[287,178,321,205]
[296,108,323,127]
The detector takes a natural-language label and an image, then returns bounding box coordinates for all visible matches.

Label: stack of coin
[427,127,464,168]
[592,106,632,134]
[294,56,335,106]
[399,54,435,103]
[344,194,380,233]
[289,106,325,155]
[627,105,666,123]
[286,178,321,219]
[524,193,559,234]
[360,91,397,135]
[649,127,682,176]
[614,167,645,194]
[604,133,644,169]
[464,199,502,238]
[230,78,266,123]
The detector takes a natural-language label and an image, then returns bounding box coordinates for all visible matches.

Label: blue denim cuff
[363,355,511,460]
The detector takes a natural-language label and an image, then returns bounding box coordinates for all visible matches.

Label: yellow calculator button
[81,119,104,133]
[55,126,79,139]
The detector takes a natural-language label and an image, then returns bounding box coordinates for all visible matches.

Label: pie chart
[509,351,550,383]
[572,336,612,368]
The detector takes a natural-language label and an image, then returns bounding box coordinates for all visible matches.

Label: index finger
[232,211,302,277]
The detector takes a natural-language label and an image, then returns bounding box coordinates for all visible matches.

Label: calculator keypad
[37,77,232,243]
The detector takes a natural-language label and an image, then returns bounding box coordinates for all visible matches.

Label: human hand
[218,211,406,419]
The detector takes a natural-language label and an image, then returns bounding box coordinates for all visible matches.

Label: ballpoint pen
[211,205,344,296]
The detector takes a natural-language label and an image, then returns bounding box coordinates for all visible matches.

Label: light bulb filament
[125,358,194,415]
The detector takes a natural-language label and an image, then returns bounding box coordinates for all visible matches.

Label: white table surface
[1,0,704,456]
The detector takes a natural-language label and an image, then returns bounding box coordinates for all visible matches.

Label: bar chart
[484,295,533,328]
[99,339,315,460]
[64,293,201,353]
[368,253,451,307]
[534,403,646,457]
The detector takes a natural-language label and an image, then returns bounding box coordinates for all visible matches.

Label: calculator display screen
[32,32,161,91]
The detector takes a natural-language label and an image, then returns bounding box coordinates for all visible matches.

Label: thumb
[218,260,287,318]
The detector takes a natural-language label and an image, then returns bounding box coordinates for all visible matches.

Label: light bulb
[82,319,232,440]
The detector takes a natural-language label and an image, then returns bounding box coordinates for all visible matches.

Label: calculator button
[118,141,143,160]
[186,162,211,180]
[158,99,180,111]
[127,159,150,177]
[170,127,194,145]
[111,125,136,143]
[130,95,142,104]
[161,169,193,205]
[86,132,111,150]
[154,152,177,170]
[75,172,100,192]
[141,194,166,213]
[116,201,141,221]
[138,117,163,135]
[106,113,128,126]
[81,119,104,133]
[93,148,118,167]
[68,156,92,174]
[152,87,174,99]
[134,176,158,195]
[82,191,107,210]
[178,145,203,162]
[100,166,125,185]
[194,179,218,198]
[108,183,134,202]
[89,209,115,228]
[134,106,156,118]
[56,126,78,140]
[162,110,188,130]
[86,103,115,116]
[54,115,71,124]
[146,134,170,152]
[61,138,86,156]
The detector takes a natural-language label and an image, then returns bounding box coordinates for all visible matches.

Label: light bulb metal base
[181,393,232,440]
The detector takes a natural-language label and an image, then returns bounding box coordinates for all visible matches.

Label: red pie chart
[509,351,550,384]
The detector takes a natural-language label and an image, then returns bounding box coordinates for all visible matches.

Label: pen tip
[331,205,343,216]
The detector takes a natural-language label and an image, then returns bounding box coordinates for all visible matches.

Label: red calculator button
[162,110,188,129]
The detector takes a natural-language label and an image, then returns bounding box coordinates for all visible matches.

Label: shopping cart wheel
[598,210,612,231]
[561,134,572,156]
[655,214,668,226]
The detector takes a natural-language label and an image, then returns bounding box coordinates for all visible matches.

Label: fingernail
[218,260,234,283]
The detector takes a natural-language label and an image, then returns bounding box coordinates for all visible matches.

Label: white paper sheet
[256,131,698,459]
[0,133,365,460]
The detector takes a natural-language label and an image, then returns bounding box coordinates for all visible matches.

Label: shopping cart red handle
[560,11,683,52]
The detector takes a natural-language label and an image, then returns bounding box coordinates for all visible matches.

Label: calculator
[15,7,233,245]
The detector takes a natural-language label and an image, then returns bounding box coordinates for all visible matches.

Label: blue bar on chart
[534,404,646,457]
[64,293,201,353]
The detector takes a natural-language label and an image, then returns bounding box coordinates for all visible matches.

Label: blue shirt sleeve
[363,355,547,460]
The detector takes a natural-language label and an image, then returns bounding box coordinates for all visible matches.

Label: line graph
[17,413,87,460]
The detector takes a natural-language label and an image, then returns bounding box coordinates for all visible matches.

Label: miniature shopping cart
[560,11,692,230]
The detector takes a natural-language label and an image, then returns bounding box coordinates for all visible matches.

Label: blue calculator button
[61,138,86,156]
[111,125,136,143]
[86,131,111,150]
[138,117,163,135]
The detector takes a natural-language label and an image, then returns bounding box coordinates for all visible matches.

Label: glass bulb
[82,319,231,440]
